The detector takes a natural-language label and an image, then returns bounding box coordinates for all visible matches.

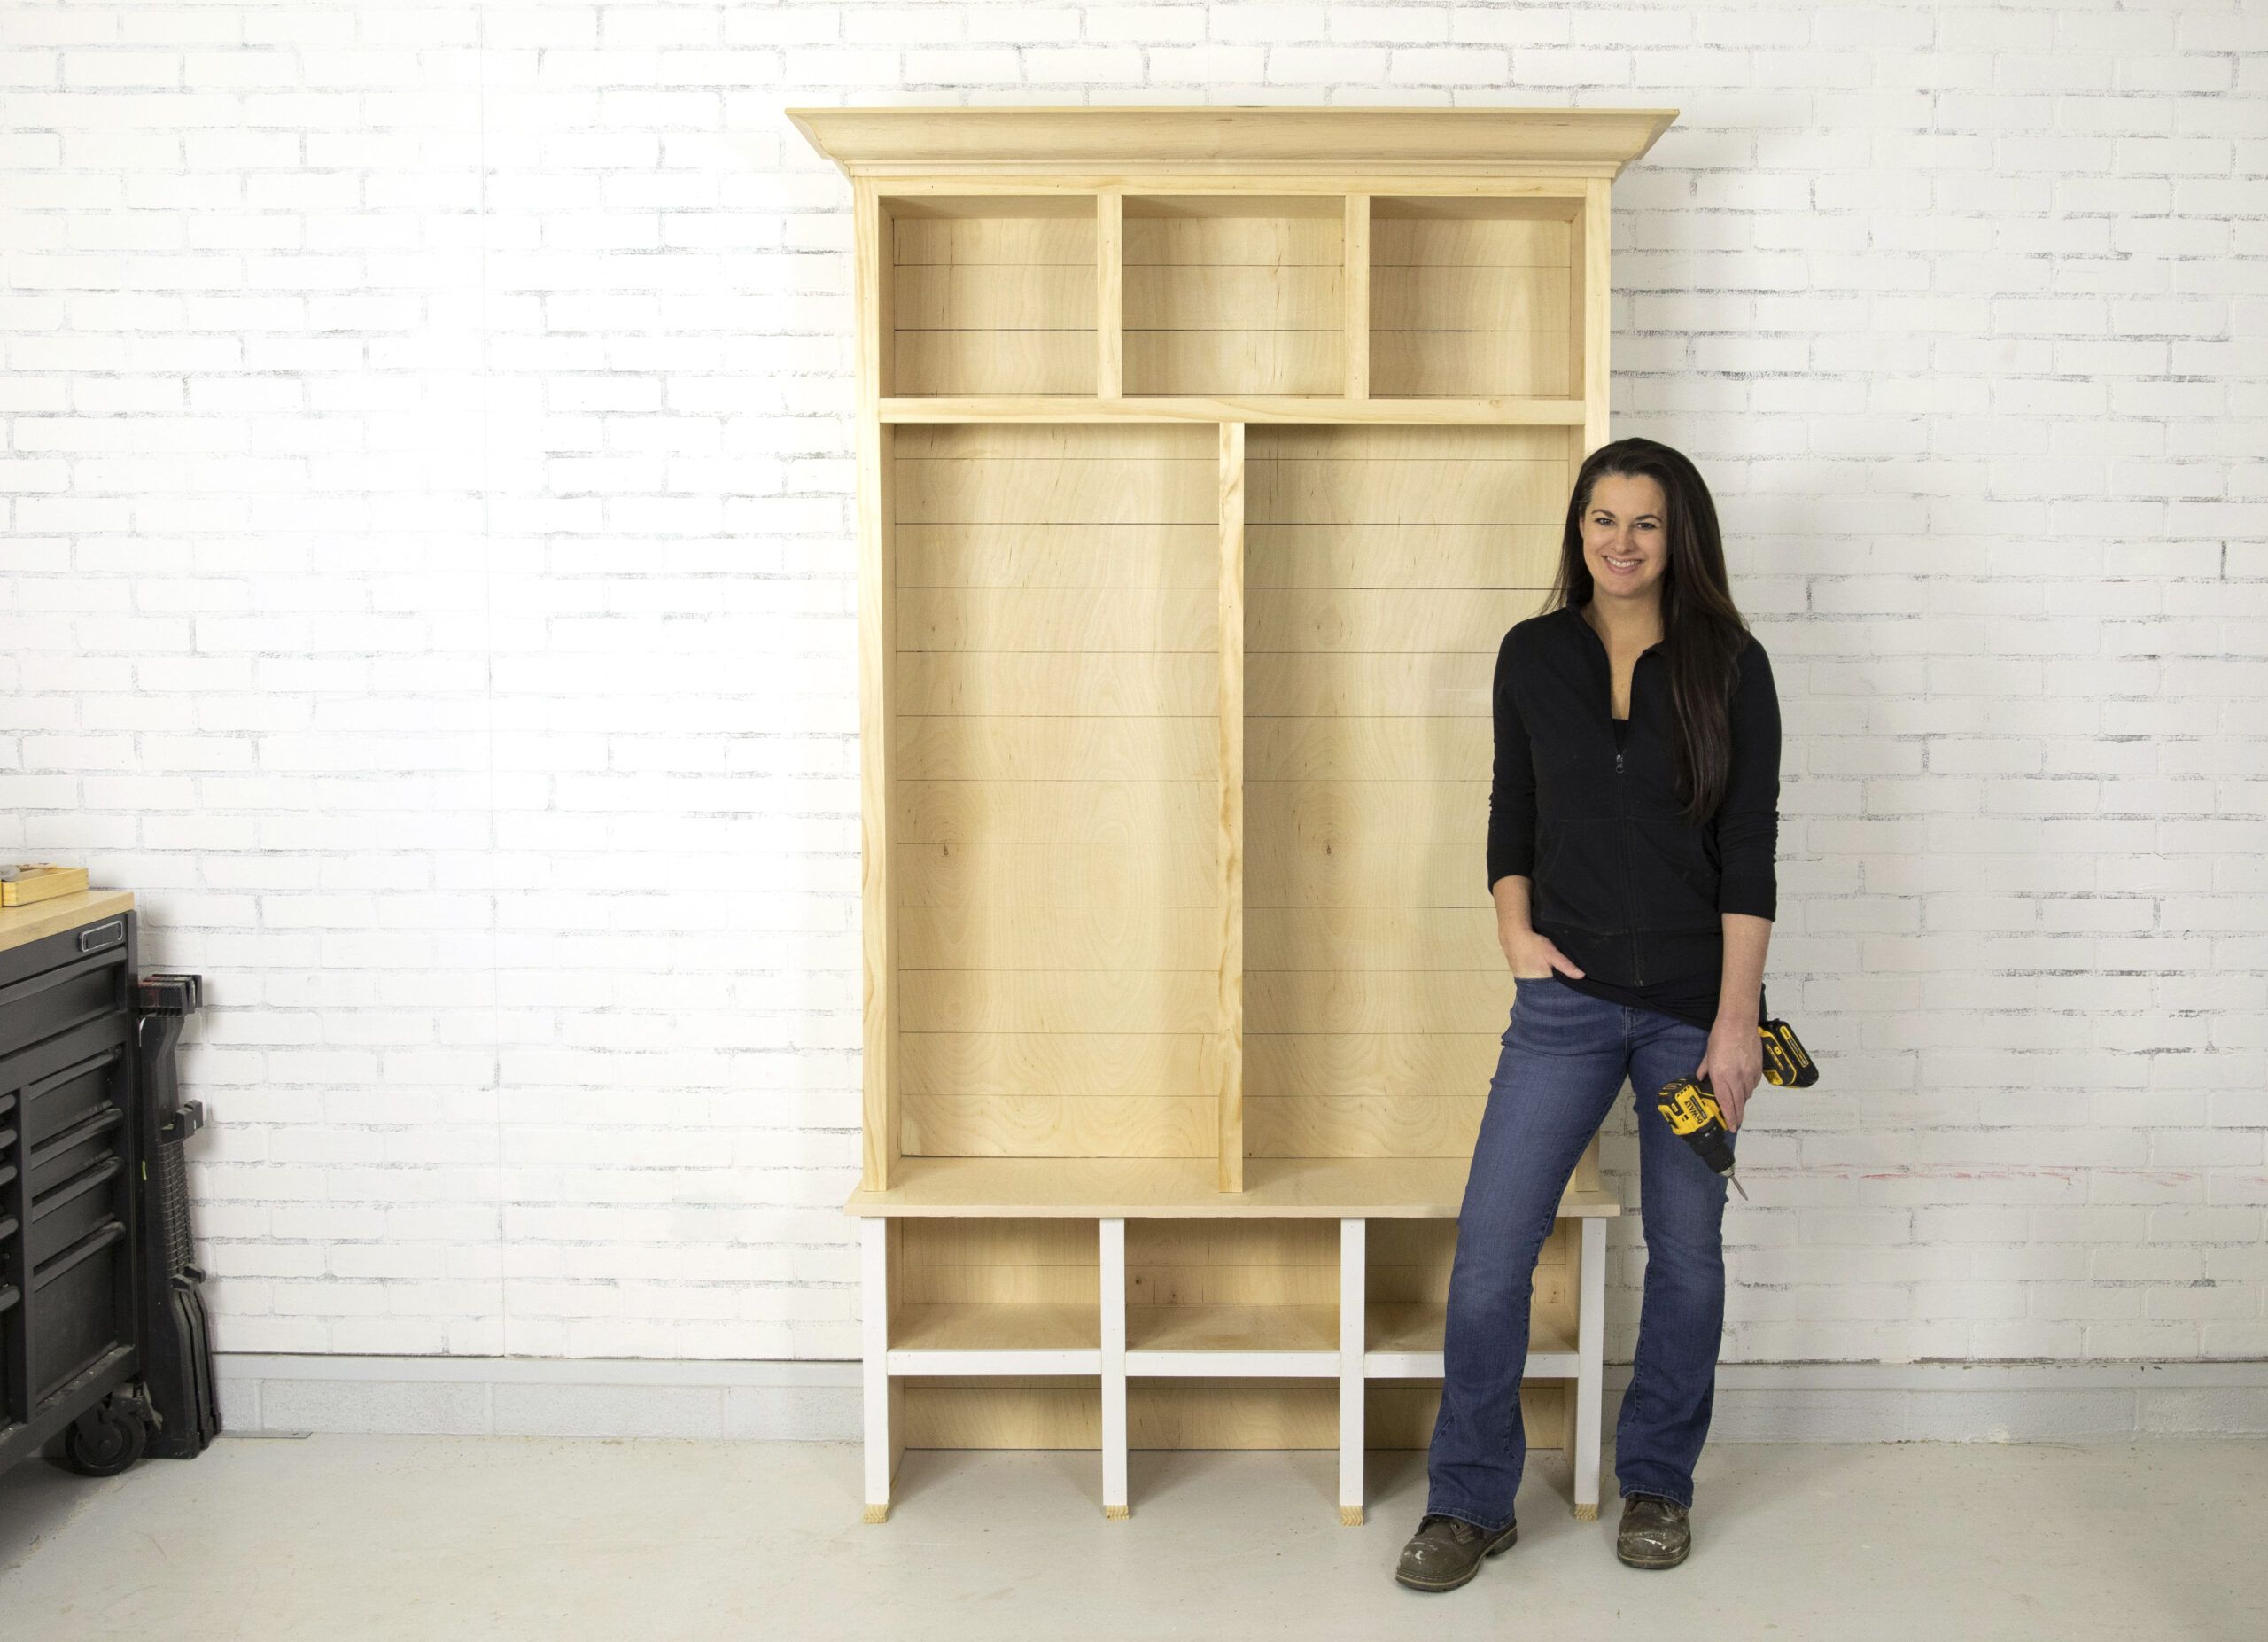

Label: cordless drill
[1653,1016,1817,1202]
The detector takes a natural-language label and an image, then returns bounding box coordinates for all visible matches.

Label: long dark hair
[1543,437,1751,826]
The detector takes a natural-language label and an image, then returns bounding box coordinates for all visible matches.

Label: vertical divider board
[1098,191,1124,399]
[1216,421,1246,1193]
[1342,195,1370,401]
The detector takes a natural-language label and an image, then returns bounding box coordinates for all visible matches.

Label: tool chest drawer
[16,1035,129,1150]
[27,1148,125,1270]
[0,917,130,1054]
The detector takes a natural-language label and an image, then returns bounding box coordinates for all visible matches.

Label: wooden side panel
[1123,202,1345,395]
[1370,203,1573,398]
[855,182,899,1192]
[1573,179,1612,457]
[1244,422,1573,1163]
[893,423,1225,1160]
[894,210,1097,394]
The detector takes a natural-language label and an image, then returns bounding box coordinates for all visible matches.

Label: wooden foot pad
[1340,1506,1363,1527]
[863,1504,889,1524]
[1574,1503,1598,1521]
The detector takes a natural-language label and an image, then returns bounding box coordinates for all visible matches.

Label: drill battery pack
[1759,1016,1818,1088]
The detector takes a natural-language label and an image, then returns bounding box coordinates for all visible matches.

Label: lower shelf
[1128,1302,1334,1355]
[889,1303,1099,1375]
[880,1300,1582,1379]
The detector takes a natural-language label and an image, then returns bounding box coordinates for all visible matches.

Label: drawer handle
[32,1219,127,1288]
[0,1282,19,1317]
[76,918,126,955]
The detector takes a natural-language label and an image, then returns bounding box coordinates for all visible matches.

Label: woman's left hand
[1698,1016,1765,1132]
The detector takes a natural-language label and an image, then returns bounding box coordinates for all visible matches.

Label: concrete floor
[2,1436,2262,1640]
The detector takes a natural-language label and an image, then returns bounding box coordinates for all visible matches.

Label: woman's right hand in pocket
[1500,927,1581,983]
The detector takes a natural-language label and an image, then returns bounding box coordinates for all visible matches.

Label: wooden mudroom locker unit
[791,105,1678,1526]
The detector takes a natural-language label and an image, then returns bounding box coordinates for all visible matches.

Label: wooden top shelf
[843,1156,1621,1220]
[880,395,1589,425]
[790,105,1679,178]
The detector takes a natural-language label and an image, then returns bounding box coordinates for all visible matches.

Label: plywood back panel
[1368,1218,1570,1312]
[890,198,1097,395]
[897,1216,1100,1306]
[893,422,1225,1158]
[1123,197,1345,396]
[1244,423,1572,1162]
[1126,1218,1338,1308]
[1370,198,1574,398]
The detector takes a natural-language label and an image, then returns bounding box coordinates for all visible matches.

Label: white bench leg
[861,1218,893,1522]
[1101,1217,1129,1519]
[1573,1216,1605,1521]
[1340,1216,1365,1526]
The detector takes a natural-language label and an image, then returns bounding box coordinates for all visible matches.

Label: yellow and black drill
[1653,1016,1817,1202]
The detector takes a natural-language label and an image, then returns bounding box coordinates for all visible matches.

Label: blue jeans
[1424,976,1736,1528]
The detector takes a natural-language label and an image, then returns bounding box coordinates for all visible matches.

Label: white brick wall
[4,2,2264,1370]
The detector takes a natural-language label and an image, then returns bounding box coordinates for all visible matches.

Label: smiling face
[1581,470,1670,603]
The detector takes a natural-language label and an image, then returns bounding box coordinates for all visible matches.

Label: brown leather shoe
[1394,1511,1518,1591]
[1616,1492,1691,1568]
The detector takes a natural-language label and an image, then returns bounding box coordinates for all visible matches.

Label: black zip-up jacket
[1487,603,1781,990]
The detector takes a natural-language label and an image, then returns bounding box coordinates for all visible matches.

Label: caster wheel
[60,1398,150,1478]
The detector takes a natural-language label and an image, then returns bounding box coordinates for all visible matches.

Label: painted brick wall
[4,1,2263,1368]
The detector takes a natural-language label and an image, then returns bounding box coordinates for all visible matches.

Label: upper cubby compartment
[1369,197,1580,399]
[1123,195,1345,397]
[886,196,1097,396]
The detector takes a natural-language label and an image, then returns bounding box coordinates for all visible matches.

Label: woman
[1394,437,1783,1591]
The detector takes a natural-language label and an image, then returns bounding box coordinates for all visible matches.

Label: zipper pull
[1615,750,1624,773]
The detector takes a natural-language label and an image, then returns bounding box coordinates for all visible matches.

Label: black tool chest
[0,895,215,1479]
